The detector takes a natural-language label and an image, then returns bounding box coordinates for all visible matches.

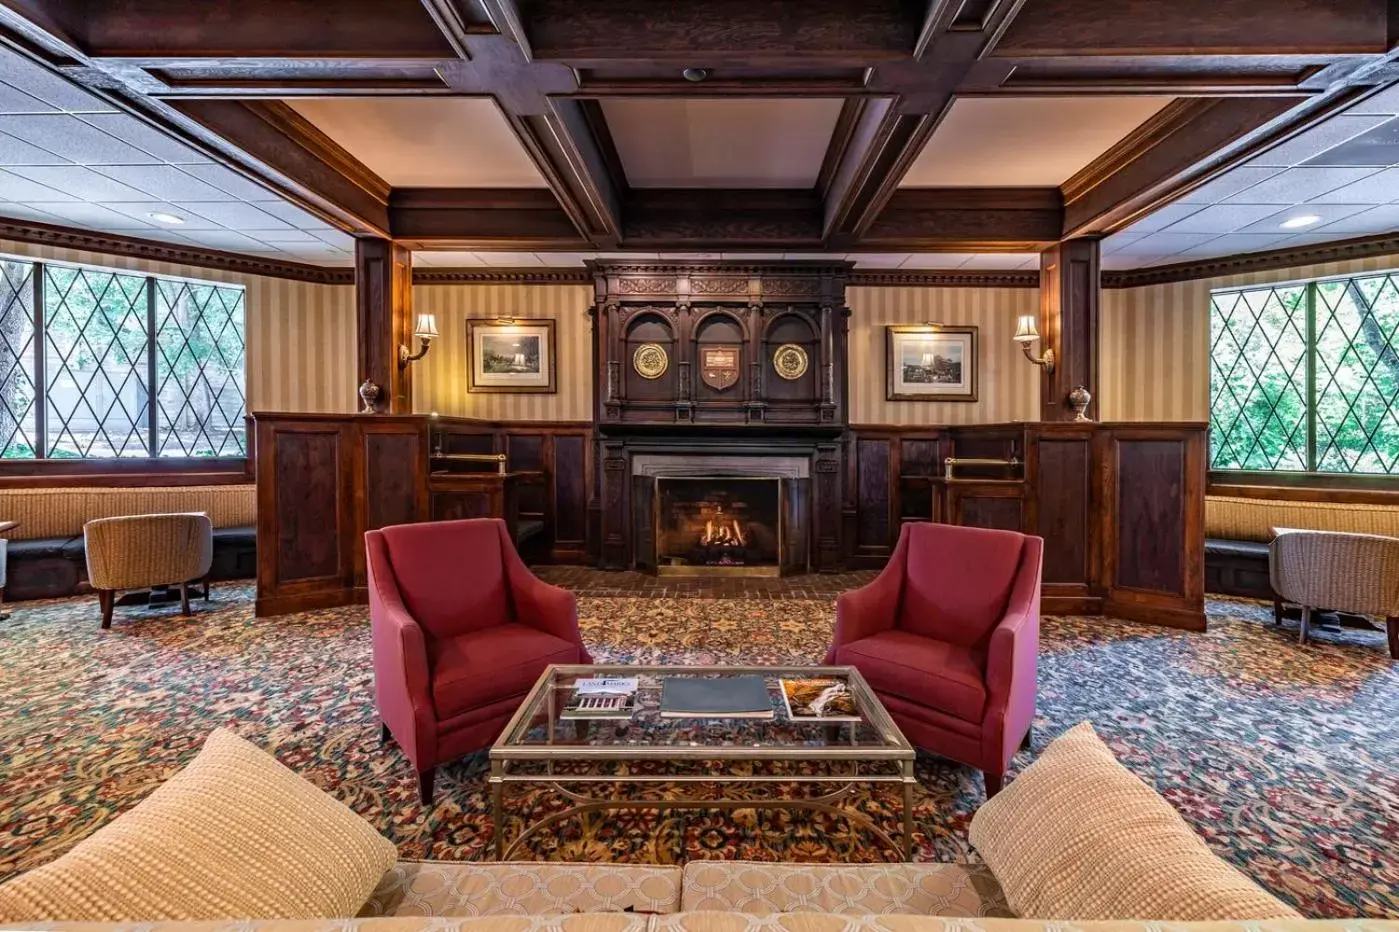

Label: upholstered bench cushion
[1204,539,1268,559]
[7,535,85,560]
[0,485,255,541]
[679,862,1010,916]
[969,722,1300,921]
[1207,496,1399,544]
[360,863,683,917]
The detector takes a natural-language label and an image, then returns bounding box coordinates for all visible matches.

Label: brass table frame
[489,664,918,861]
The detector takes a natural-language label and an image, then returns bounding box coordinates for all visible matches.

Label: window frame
[0,253,249,477]
[1208,268,1399,489]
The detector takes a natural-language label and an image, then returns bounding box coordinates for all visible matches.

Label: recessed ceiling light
[682,67,709,82]
[148,211,185,225]
[1280,215,1321,229]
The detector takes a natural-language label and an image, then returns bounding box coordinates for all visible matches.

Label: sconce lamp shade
[414,313,439,340]
[1013,314,1040,343]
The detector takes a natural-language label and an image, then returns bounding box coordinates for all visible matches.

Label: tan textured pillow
[968,722,1301,921]
[0,729,398,922]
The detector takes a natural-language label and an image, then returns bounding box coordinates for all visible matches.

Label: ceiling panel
[413,249,1038,270]
[901,96,1173,187]
[1104,85,1399,269]
[601,98,845,188]
[287,97,547,187]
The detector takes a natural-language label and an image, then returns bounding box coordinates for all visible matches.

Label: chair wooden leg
[179,581,190,616]
[98,589,114,629]
[202,573,211,600]
[417,769,436,806]
[380,722,392,744]
[1273,597,1284,625]
[1299,605,1312,645]
[1020,727,1033,751]
[1387,616,1398,660]
[983,771,1004,797]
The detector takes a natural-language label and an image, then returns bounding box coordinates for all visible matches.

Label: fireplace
[655,477,782,576]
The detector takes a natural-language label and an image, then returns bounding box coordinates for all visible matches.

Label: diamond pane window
[0,254,246,461]
[154,280,247,457]
[1210,270,1399,475]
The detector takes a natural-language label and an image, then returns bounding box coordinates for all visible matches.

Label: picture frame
[885,324,978,402]
[466,318,557,394]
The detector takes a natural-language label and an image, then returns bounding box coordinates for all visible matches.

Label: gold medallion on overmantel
[633,342,669,379]
[772,343,809,380]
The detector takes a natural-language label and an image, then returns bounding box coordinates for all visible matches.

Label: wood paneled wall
[411,284,594,421]
[845,285,1039,426]
[0,237,358,415]
[1100,250,1399,423]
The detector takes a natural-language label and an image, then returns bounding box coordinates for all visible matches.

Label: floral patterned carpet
[1,584,1397,918]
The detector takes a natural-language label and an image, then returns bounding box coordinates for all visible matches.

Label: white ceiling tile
[1305,166,1399,204]
[1310,203,1399,234]
[1233,203,1371,233]
[960,254,1039,269]
[1161,203,1284,233]
[1170,233,1297,258]
[1220,166,1382,204]
[536,252,596,266]
[175,229,279,252]
[251,197,334,228]
[1102,252,1180,270]
[1104,232,1202,256]
[8,165,155,202]
[1348,85,1399,116]
[0,114,159,164]
[0,202,64,224]
[27,201,156,230]
[1250,115,1394,167]
[900,254,973,269]
[99,201,224,230]
[0,168,75,202]
[179,163,281,201]
[850,254,908,268]
[173,201,294,230]
[1177,167,1282,204]
[78,113,211,164]
[309,228,356,249]
[0,82,57,115]
[1125,201,1207,233]
[472,252,545,267]
[0,49,115,112]
[0,131,72,165]
[94,165,235,200]
[252,228,327,244]
[412,251,488,267]
[1101,230,1151,252]
[598,252,660,259]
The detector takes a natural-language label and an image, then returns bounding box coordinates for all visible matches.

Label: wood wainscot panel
[1103,427,1206,631]
[846,434,895,566]
[362,426,428,532]
[1028,430,1098,613]
[943,480,1025,532]
[552,432,591,561]
[256,420,354,618]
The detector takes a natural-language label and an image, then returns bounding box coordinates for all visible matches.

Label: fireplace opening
[655,477,782,577]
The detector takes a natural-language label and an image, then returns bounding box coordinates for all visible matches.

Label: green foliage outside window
[1210,271,1399,474]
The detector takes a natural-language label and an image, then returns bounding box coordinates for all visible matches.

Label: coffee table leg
[902,761,916,861]
[490,765,505,860]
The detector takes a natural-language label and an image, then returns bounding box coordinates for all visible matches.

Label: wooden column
[1038,238,1100,422]
[355,237,414,414]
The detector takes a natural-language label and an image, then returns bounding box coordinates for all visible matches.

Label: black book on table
[660,674,774,719]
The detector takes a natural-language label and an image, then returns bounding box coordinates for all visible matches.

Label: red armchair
[825,522,1042,796]
[365,518,592,805]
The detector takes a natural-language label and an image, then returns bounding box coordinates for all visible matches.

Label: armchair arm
[824,526,909,663]
[365,533,438,769]
[498,520,592,660]
[983,536,1042,769]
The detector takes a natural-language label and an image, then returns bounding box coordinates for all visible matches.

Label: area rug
[1,585,1396,918]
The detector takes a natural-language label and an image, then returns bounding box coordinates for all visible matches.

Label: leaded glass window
[0,255,246,459]
[1210,270,1399,474]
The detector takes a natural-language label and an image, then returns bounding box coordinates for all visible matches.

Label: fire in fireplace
[655,477,781,576]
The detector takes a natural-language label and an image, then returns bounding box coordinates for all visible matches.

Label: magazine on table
[561,677,639,720]
[779,677,862,722]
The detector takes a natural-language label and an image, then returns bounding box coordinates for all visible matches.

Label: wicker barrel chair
[1269,529,1399,658]
[84,513,214,629]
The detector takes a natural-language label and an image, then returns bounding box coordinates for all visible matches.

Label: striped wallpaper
[411,284,594,421]
[845,285,1040,426]
[1099,250,1399,422]
[0,238,358,415]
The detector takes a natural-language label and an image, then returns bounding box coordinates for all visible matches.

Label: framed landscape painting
[885,324,978,402]
[466,318,557,393]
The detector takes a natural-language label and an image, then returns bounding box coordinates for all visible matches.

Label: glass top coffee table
[489,664,917,861]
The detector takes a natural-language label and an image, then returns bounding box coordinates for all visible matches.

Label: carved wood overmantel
[588,261,851,427]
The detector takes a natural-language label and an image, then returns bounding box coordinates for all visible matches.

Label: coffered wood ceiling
[0,0,1390,266]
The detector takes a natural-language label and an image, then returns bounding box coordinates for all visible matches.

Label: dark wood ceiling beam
[389,187,589,248]
[862,187,1062,250]
[1062,94,1336,237]
[621,189,824,249]
[167,99,392,235]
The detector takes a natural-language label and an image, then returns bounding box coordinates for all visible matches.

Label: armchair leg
[380,722,391,744]
[1020,727,1033,751]
[202,573,211,600]
[98,589,114,629]
[1299,605,1312,645]
[1273,598,1283,625]
[417,769,436,807]
[983,771,1004,797]
[179,581,190,616]
[1387,616,1398,660]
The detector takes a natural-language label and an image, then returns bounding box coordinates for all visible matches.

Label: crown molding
[848,269,1040,287]
[412,267,592,285]
[1102,233,1399,288]
[0,218,354,284]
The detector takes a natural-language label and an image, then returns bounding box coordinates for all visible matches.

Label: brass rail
[943,455,1021,480]
[430,452,508,475]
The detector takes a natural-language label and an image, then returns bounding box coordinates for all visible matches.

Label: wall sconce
[1013,314,1055,374]
[399,313,439,368]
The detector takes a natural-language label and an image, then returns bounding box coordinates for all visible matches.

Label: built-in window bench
[0,485,256,601]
